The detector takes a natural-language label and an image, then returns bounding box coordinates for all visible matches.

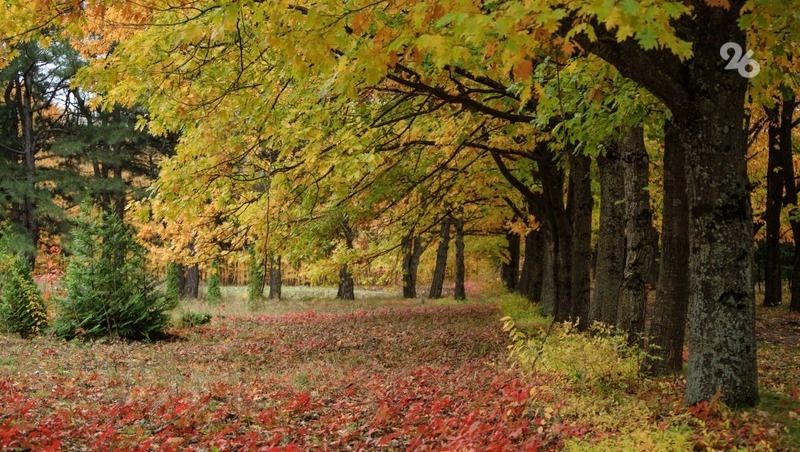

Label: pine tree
[0,251,48,338]
[54,205,176,340]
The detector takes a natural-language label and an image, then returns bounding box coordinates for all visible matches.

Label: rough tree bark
[453,216,466,300]
[646,120,690,375]
[268,255,282,300]
[539,151,573,323]
[568,152,593,329]
[763,104,785,307]
[182,264,200,299]
[581,0,758,408]
[590,140,626,325]
[518,228,544,302]
[540,231,556,315]
[429,215,451,299]
[401,234,427,298]
[337,224,356,300]
[776,94,800,312]
[500,230,521,291]
[618,126,655,346]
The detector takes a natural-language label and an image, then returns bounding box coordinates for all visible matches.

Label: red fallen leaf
[289,392,311,413]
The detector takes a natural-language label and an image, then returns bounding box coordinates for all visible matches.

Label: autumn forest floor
[1,290,799,450]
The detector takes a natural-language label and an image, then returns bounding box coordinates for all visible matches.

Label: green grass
[759,391,800,449]
[175,285,487,320]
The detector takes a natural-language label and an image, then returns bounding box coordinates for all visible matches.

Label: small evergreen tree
[165,262,181,303]
[0,254,48,338]
[54,206,177,340]
[206,260,222,303]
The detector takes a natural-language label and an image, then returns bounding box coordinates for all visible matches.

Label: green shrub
[206,260,222,303]
[0,256,48,338]
[54,206,177,340]
[178,311,212,327]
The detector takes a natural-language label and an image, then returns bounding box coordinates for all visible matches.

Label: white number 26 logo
[720,42,760,79]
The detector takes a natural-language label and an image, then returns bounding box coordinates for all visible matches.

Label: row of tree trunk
[498,125,685,376]
[762,93,800,310]
[400,211,467,301]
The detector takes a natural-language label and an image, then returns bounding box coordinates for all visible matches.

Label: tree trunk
[763,105,785,307]
[646,120,690,375]
[569,152,593,329]
[680,29,757,407]
[268,255,282,300]
[337,265,355,300]
[182,264,200,299]
[501,230,521,291]
[15,72,38,267]
[337,224,356,300]
[581,1,759,408]
[177,263,187,297]
[429,215,451,299]
[590,140,626,325]
[518,228,544,302]
[402,234,426,298]
[540,155,572,322]
[772,94,800,312]
[618,126,655,346]
[540,231,556,315]
[453,216,466,300]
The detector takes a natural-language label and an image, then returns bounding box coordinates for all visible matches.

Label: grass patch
[760,391,800,449]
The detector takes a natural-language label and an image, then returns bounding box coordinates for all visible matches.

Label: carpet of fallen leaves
[2,301,800,450]
[0,304,557,450]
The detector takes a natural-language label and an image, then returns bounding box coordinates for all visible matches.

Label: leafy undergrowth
[0,303,553,450]
[499,294,799,450]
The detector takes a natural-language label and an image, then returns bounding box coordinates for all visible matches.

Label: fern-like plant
[0,255,48,338]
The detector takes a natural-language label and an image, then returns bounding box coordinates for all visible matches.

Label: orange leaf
[513,60,533,81]
[704,0,731,9]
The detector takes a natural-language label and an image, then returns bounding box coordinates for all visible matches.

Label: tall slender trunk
[540,231,556,315]
[401,234,426,298]
[518,228,544,302]
[15,72,38,266]
[763,104,785,307]
[337,224,356,300]
[646,120,690,375]
[618,126,655,346]
[501,230,520,290]
[268,255,282,300]
[429,215,451,299]
[453,216,466,300]
[539,153,572,322]
[591,141,626,325]
[771,94,800,312]
[568,152,593,329]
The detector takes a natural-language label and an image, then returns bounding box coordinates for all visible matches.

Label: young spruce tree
[55,206,176,340]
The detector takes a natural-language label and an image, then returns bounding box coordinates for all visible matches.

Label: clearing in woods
[2,297,800,450]
[0,302,542,450]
